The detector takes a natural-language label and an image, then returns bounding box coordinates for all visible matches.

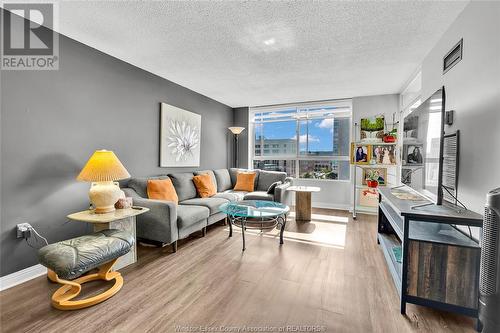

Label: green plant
[366,169,380,181]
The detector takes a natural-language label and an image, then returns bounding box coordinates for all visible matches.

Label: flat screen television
[401,86,445,205]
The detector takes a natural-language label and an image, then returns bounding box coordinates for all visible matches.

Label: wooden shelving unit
[377,186,483,319]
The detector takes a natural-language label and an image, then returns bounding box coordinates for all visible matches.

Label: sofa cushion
[176,205,209,229]
[128,176,169,198]
[180,197,229,215]
[192,173,217,198]
[256,170,287,191]
[229,168,259,188]
[147,178,178,204]
[168,173,197,202]
[213,169,232,192]
[214,192,240,202]
[220,190,247,201]
[194,170,217,190]
[243,191,274,201]
[233,172,257,192]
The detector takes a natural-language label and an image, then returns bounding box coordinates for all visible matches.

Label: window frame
[249,99,352,181]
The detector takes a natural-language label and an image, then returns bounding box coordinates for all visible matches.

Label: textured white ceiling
[55,1,468,107]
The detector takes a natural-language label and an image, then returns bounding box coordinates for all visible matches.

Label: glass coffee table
[220,200,290,251]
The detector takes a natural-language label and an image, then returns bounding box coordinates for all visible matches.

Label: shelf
[379,201,403,239]
[353,164,397,168]
[378,233,402,296]
[353,141,398,146]
[408,221,480,248]
[354,205,377,214]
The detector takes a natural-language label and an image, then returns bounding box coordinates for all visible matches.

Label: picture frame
[351,143,371,164]
[360,115,384,142]
[403,143,424,166]
[160,102,201,167]
[362,168,387,186]
[372,145,396,165]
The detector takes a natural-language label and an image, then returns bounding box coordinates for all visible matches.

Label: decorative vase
[367,180,379,188]
[89,181,123,213]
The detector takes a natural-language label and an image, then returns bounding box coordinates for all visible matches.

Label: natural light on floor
[226,212,348,249]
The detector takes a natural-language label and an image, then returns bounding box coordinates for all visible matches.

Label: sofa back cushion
[147,179,179,204]
[256,170,287,191]
[127,176,169,198]
[168,172,197,202]
[213,169,232,192]
[229,168,259,189]
[192,173,217,198]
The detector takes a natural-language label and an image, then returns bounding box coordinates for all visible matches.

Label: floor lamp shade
[77,150,131,213]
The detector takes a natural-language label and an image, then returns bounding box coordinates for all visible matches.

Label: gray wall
[0,13,233,276]
[233,107,249,168]
[420,1,500,215]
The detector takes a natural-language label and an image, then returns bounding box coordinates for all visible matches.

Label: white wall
[420,1,500,214]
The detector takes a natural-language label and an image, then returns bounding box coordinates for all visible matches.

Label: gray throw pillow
[267,181,282,195]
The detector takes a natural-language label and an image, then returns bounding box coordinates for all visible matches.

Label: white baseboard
[0,264,47,291]
[312,202,351,211]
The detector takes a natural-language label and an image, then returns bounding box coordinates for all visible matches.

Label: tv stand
[377,186,483,319]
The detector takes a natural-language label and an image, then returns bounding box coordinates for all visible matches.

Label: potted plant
[365,169,380,188]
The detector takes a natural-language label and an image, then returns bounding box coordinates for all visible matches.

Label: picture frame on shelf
[351,143,371,164]
[362,168,387,186]
[403,144,424,166]
[360,115,384,142]
[372,145,396,165]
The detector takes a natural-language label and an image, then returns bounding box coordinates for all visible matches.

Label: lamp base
[89,181,123,214]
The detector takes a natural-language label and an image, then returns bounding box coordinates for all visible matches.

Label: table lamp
[228,127,245,167]
[77,150,131,214]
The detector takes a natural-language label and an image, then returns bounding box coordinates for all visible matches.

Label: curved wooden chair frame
[47,258,123,310]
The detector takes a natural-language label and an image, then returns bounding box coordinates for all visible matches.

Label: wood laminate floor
[0,209,475,333]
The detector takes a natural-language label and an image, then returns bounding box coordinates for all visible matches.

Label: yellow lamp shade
[228,127,245,135]
[77,150,130,182]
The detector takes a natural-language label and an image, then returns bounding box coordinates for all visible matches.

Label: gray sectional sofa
[122,168,292,252]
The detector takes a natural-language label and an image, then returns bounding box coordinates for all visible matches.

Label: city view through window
[251,102,351,180]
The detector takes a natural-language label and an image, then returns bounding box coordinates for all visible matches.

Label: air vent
[480,206,499,295]
[443,39,463,74]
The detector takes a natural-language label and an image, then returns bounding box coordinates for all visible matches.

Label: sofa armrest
[274,180,292,205]
[122,188,178,245]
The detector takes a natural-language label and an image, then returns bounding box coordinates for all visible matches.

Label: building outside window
[250,100,352,180]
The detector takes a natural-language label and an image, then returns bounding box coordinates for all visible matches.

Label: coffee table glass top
[220,200,290,218]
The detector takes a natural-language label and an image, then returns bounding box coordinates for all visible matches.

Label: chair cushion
[168,172,197,202]
[38,229,134,280]
[180,197,230,215]
[194,170,217,190]
[233,172,257,192]
[213,169,232,192]
[243,191,274,201]
[147,178,179,204]
[192,173,217,198]
[176,205,210,229]
[256,170,287,191]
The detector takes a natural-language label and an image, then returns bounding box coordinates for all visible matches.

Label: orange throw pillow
[233,172,256,192]
[193,173,216,198]
[147,179,178,204]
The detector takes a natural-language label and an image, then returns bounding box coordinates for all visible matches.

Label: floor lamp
[228,127,245,168]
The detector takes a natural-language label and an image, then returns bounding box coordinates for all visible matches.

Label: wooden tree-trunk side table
[67,207,149,270]
[287,186,321,222]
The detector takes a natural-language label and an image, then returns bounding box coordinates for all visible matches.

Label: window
[250,101,352,180]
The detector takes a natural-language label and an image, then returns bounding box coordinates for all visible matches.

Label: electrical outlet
[16,223,32,239]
